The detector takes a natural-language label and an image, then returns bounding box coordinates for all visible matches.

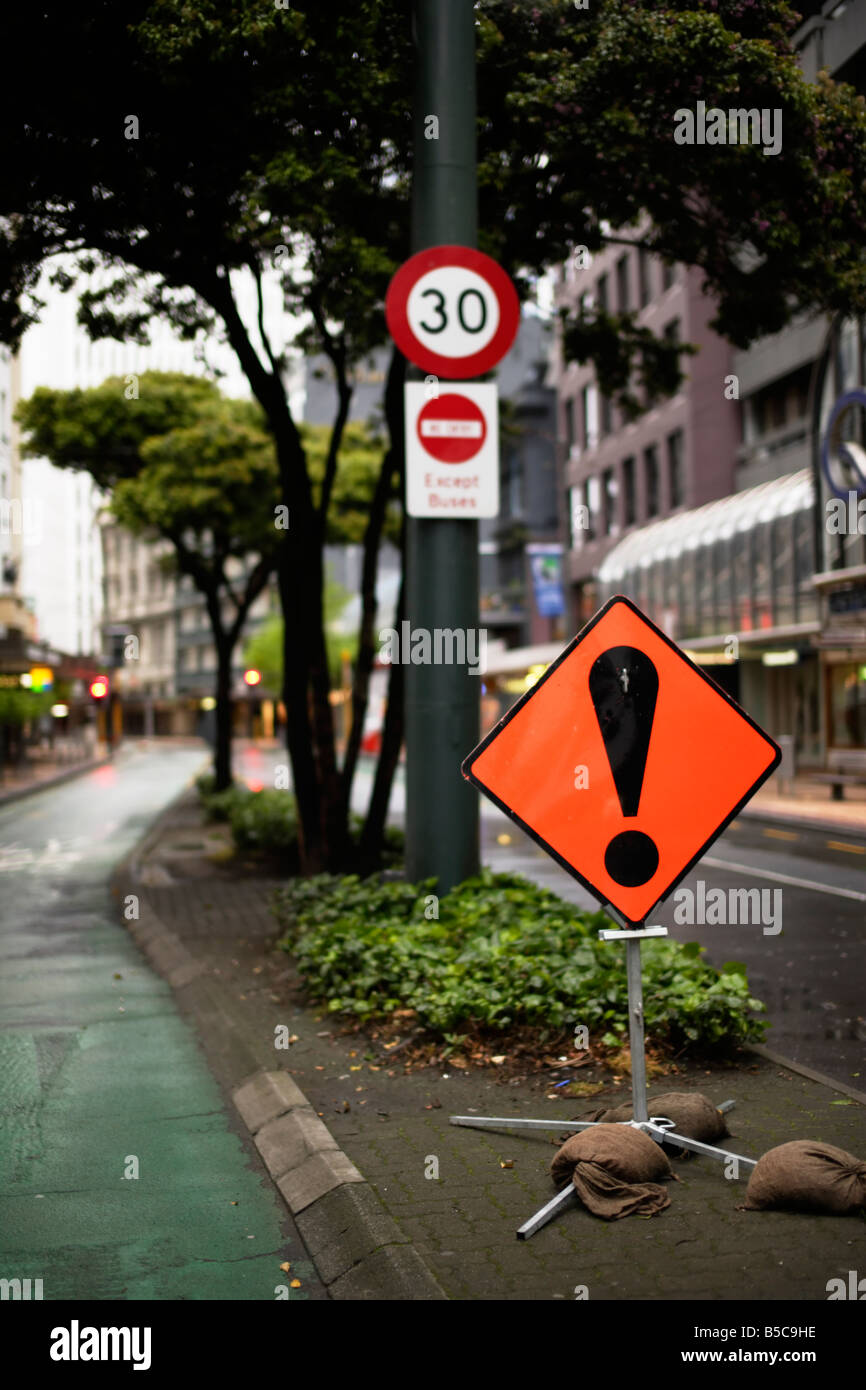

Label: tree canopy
[5,0,866,866]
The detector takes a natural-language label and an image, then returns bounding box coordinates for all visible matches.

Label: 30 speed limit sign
[385,245,520,379]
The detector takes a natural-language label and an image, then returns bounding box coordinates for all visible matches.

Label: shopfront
[812,316,866,769]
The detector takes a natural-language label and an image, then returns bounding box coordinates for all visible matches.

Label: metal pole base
[449,1111,757,1239]
[513,1116,756,1239]
[451,925,758,1238]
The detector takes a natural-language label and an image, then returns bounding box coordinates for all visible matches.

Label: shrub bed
[271,868,767,1055]
[195,773,404,866]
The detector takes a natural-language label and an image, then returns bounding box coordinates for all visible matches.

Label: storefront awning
[598,469,814,583]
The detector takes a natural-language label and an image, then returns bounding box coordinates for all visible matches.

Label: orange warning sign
[463,596,780,926]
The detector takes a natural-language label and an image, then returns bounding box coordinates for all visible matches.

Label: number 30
[419,287,487,335]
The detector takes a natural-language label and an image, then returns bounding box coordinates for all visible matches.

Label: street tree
[17,373,282,790]
[3,0,866,872]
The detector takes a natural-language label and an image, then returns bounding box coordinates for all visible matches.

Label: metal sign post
[451,923,757,1240]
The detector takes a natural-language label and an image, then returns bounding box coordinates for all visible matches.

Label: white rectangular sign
[405,382,499,519]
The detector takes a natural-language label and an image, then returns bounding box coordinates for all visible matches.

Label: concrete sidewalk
[118,791,866,1302]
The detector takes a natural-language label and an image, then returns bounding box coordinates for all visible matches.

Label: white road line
[702,856,866,903]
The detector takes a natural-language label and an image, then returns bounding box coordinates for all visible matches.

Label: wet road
[0,742,318,1300]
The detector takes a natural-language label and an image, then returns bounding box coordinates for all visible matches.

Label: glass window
[752,522,772,628]
[602,468,617,536]
[569,487,589,549]
[644,445,659,518]
[600,393,612,438]
[679,551,697,635]
[565,397,576,452]
[586,476,601,539]
[661,261,676,291]
[828,663,866,750]
[732,530,752,631]
[667,429,684,508]
[622,457,636,527]
[596,274,608,314]
[582,384,598,449]
[714,537,735,634]
[794,510,817,622]
[696,546,715,636]
[772,517,795,627]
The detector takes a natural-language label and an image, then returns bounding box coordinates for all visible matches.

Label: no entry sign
[462,596,780,925]
[405,383,498,517]
[386,245,520,379]
[417,393,487,464]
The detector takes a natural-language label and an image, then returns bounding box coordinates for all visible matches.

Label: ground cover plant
[271,868,767,1060]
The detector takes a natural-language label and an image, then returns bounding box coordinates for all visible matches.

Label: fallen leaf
[113,973,123,980]
[230,1201,239,1206]
[288,1034,299,1045]
[252,966,263,974]
[290,1279,301,1288]
[350,1065,362,1071]
[500,1160,515,1169]
[491,1055,506,1066]
[565,1081,605,1098]
[279,1262,291,1273]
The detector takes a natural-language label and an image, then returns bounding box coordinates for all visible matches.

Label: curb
[737,805,866,840]
[112,792,447,1302]
[746,1044,866,1106]
[0,753,112,806]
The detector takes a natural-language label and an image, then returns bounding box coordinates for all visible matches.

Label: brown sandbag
[744,1140,866,1214]
[551,1123,673,1220]
[584,1092,729,1144]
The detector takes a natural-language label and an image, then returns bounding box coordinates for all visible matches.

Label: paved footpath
[0,745,325,1301]
[126,788,866,1303]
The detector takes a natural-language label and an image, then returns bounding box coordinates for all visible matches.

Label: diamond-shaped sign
[463,596,781,926]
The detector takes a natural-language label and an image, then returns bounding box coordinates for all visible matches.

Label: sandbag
[551,1123,672,1219]
[584,1091,728,1144]
[744,1140,866,1214]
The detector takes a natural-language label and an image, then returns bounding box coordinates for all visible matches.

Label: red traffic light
[243,668,262,687]
[89,676,109,699]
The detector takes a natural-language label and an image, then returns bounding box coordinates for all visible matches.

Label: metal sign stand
[450,923,758,1240]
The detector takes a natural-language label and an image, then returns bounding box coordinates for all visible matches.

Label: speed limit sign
[385,245,520,379]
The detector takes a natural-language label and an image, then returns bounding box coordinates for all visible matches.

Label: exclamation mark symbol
[589,646,659,888]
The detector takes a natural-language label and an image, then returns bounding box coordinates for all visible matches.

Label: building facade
[553,239,739,629]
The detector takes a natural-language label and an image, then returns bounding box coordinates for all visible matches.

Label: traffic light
[89,676,109,700]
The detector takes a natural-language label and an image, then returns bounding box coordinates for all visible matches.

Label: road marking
[825,840,866,855]
[702,855,866,903]
[762,827,799,841]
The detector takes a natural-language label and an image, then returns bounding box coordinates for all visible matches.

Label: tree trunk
[214,633,234,792]
[359,575,405,867]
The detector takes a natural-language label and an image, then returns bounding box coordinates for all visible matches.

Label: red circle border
[385,245,520,378]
